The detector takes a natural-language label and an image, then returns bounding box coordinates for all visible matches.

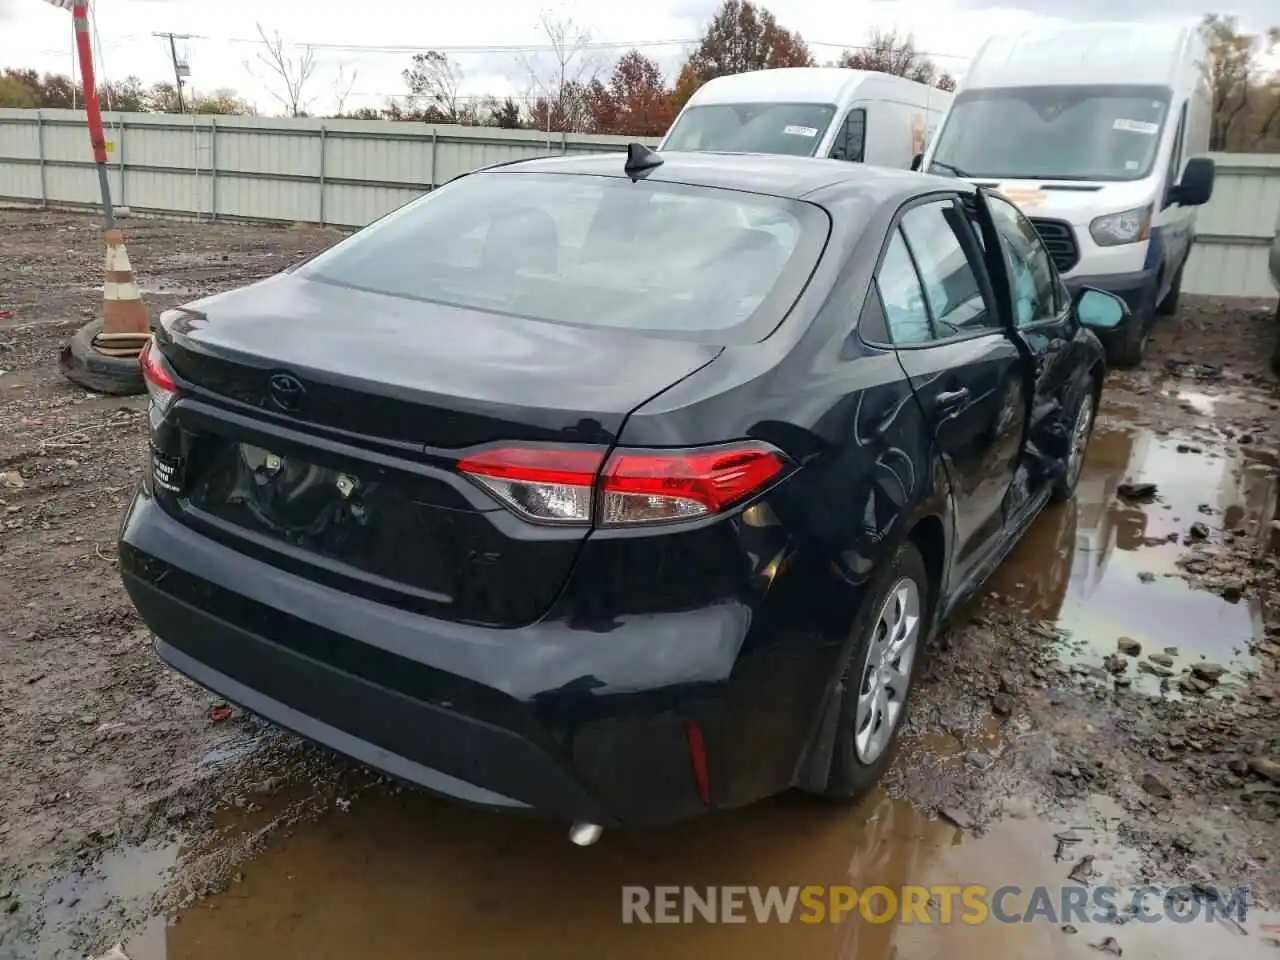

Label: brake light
[601,445,787,524]
[457,441,789,526]
[138,338,177,412]
[457,447,604,524]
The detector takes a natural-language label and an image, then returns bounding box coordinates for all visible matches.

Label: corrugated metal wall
[1183,153,1280,298]
[0,109,658,229]
[0,108,1276,297]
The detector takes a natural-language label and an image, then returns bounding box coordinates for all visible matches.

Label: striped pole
[45,0,150,366]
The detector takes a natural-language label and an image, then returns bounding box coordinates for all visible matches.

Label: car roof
[481,151,974,205]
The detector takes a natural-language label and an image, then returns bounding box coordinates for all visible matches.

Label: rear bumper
[118,492,790,827]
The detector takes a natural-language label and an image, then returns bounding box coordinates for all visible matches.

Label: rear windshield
[299,170,828,342]
[663,102,837,157]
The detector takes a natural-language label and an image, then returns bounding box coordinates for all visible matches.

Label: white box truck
[921,20,1215,366]
[659,67,952,170]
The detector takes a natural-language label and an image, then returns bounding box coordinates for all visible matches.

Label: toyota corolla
[118,146,1129,843]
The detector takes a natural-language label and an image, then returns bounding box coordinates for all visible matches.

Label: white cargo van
[922,21,1215,366]
[659,67,952,170]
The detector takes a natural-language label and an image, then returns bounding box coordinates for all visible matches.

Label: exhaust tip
[569,822,603,846]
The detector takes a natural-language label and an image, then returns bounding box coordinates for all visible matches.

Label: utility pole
[153,32,191,112]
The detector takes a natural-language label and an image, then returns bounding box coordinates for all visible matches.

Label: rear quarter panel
[599,208,954,800]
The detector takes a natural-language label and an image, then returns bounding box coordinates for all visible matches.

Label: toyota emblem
[268,371,306,412]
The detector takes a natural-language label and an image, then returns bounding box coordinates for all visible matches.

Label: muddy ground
[0,208,1278,960]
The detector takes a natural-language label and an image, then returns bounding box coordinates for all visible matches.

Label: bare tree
[331,62,358,117]
[518,10,600,132]
[403,51,463,121]
[247,23,317,117]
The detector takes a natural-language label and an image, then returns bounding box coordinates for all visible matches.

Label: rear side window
[898,201,996,336]
[877,228,933,344]
[299,171,828,343]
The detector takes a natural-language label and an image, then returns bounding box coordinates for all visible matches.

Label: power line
[25,30,970,62]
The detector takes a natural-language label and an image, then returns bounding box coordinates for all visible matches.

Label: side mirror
[910,153,923,172]
[1073,287,1129,330]
[1168,157,1215,207]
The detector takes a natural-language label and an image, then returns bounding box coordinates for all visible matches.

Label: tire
[1106,312,1148,368]
[1155,265,1182,317]
[58,318,146,396]
[1051,379,1098,503]
[812,541,930,801]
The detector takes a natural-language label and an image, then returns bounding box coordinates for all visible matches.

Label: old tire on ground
[812,541,930,802]
[1155,266,1183,317]
[59,318,146,396]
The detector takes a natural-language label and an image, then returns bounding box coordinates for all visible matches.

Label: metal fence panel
[1,108,1276,298]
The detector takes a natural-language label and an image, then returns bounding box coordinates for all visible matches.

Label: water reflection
[125,785,1280,960]
[983,425,1271,691]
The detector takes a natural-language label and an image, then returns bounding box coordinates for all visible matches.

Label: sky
[0,0,1275,115]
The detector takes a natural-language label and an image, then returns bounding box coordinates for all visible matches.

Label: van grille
[1029,218,1080,274]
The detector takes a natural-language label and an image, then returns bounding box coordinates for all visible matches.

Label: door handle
[935,387,969,409]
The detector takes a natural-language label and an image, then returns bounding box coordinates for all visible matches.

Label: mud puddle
[983,420,1274,696]
[89,785,1278,960]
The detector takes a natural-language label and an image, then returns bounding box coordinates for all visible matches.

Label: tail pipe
[569,822,603,846]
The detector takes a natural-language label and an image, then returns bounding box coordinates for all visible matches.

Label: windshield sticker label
[1113,118,1159,135]
[783,125,819,137]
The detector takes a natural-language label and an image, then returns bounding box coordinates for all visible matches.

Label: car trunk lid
[153,274,722,627]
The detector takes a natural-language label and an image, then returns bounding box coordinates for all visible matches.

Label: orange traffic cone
[93,229,150,358]
[59,228,151,394]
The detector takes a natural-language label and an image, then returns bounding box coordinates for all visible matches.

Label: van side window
[829,109,866,163]
[1163,102,1188,208]
[986,195,1062,326]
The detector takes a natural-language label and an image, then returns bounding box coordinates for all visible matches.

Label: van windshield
[663,102,837,157]
[928,85,1172,181]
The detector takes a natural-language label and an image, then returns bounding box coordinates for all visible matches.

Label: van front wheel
[1155,265,1183,317]
[1108,314,1148,368]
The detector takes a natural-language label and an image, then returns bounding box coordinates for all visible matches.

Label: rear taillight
[138,338,177,415]
[455,447,602,525]
[457,441,790,527]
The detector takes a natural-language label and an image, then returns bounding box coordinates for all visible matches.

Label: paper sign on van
[1000,187,1047,210]
[783,125,819,138]
[1113,118,1159,135]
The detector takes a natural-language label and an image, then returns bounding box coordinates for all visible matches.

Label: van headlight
[1089,205,1152,247]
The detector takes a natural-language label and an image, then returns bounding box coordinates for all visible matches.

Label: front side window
[1163,101,1188,207]
[299,171,828,343]
[898,200,997,337]
[662,102,837,157]
[986,194,1062,326]
[829,109,866,162]
[929,84,1171,181]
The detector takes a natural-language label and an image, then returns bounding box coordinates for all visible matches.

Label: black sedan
[119,146,1128,842]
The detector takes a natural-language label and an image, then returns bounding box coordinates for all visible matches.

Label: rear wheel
[814,541,929,801]
[1051,382,1097,503]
